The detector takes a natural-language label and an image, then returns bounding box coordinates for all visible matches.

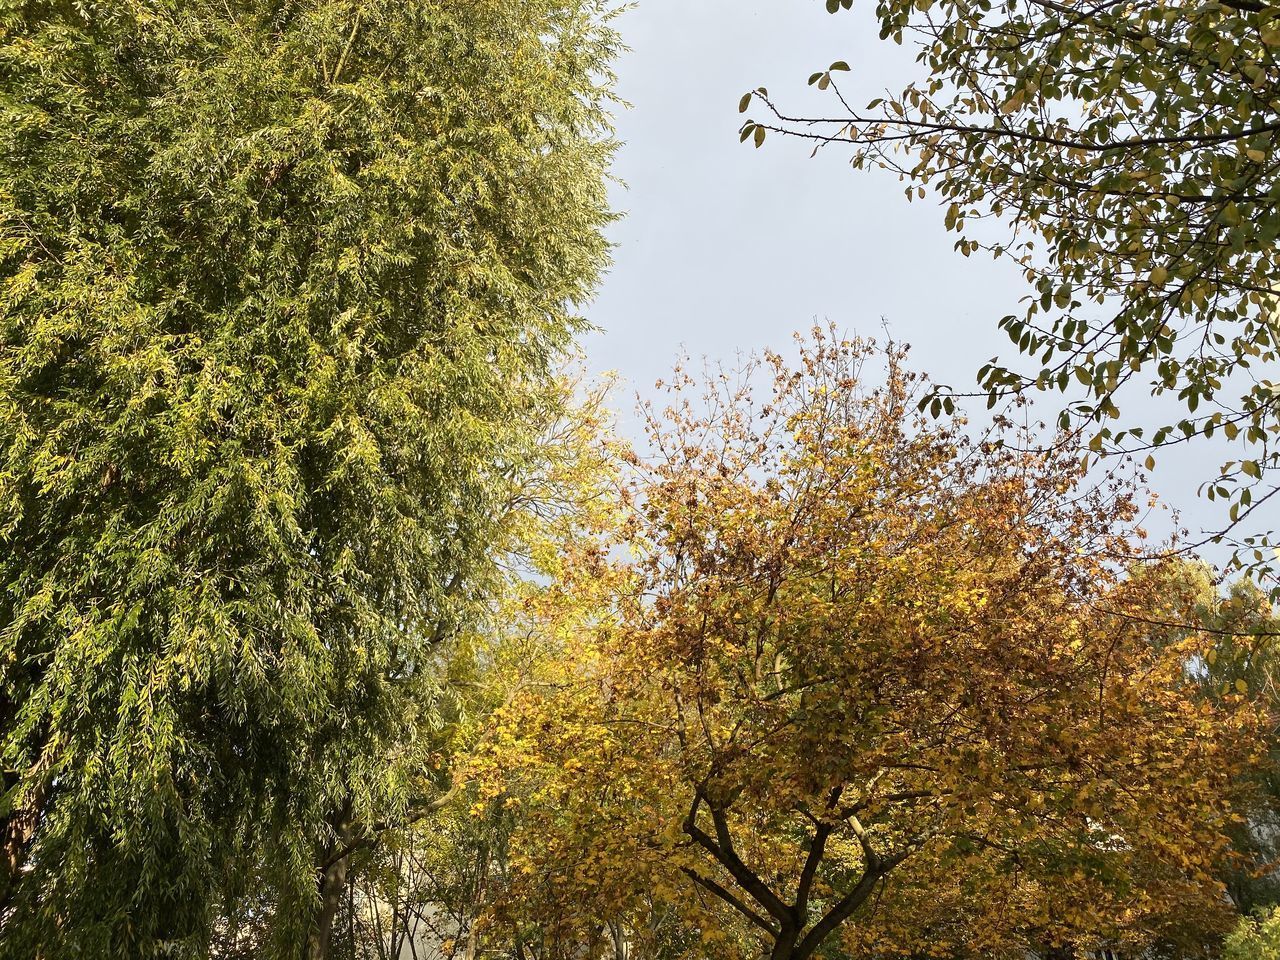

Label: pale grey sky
[587,0,1023,389]
[585,0,1240,559]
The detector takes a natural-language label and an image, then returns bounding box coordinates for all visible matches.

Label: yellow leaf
[1000,89,1026,114]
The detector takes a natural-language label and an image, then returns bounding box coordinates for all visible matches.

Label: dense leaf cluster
[0,1,617,955]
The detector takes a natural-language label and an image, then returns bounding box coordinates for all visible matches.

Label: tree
[480,332,1262,960]
[0,2,618,956]
[1183,569,1280,915]
[1225,907,1280,960]
[739,0,1280,586]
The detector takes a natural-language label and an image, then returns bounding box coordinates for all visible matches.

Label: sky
[583,0,1236,559]
[585,0,1027,392]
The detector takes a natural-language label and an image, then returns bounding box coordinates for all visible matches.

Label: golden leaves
[476,332,1261,960]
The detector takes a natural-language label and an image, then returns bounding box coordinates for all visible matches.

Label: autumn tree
[739,0,1280,585]
[0,2,618,957]
[481,332,1261,960]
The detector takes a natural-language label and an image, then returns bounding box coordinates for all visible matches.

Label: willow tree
[0,1,617,956]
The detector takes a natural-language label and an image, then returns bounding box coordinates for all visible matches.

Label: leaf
[0,782,20,819]
[999,88,1026,114]
[738,92,753,113]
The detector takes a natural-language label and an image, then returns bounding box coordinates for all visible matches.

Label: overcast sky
[583,0,1237,559]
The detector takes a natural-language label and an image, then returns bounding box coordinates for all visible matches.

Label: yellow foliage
[475,331,1262,960]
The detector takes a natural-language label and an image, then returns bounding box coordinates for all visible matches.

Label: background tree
[1224,907,1280,960]
[0,1,619,956]
[740,0,1280,586]
[1184,569,1280,915]
[203,372,622,960]
[480,332,1263,960]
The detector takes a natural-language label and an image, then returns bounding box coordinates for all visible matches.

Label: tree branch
[684,792,792,922]
[682,867,780,935]
[793,846,915,960]
[754,94,1280,155]
[793,822,832,922]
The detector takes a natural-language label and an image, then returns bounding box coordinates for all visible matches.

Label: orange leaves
[475,330,1262,960]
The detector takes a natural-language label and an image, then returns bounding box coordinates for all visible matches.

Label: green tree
[0,1,618,956]
[741,0,1280,586]
[1225,907,1280,960]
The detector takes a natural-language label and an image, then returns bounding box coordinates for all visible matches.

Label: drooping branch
[317,779,462,874]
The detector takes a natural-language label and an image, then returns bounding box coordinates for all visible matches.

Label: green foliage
[0,0,618,955]
[1225,908,1280,960]
[746,0,1280,586]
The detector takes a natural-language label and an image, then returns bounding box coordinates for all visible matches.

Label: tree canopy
[741,0,1280,586]
[3,2,1278,958]
[478,333,1263,960]
[0,1,618,955]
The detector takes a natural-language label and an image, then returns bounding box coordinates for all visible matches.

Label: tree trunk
[306,799,356,960]
[0,755,54,911]
[767,927,800,960]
